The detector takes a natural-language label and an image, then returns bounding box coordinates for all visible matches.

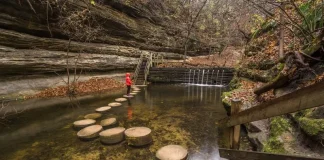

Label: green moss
[269,116,290,137]
[277,63,284,71]
[228,76,241,90]
[263,137,285,154]
[263,116,289,154]
[299,117,324,136]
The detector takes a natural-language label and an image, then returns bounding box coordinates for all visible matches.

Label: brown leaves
[28,78,124,99]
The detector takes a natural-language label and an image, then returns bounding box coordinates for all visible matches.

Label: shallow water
[0,84,228,160]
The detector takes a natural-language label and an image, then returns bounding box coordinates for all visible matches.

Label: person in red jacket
[125,73,132,96]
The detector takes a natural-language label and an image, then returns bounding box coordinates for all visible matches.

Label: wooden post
[229,98,242,150]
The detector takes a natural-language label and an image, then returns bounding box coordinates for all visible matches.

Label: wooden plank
[218,81,324,127]
[219,149,324,160]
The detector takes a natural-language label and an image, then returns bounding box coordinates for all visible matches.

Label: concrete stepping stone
[156,145,188,160]
[84,113,102,119]
[115,98,127,102]
[108,102,122,107]
[95,106,111,113]
[133,88,141,91]
[133,90,140,93]
[123,95,134,98]
[100,118,117,129]
[99,127,126,144]
[130,92,137,95]
[77,125,103,140]
[125,127,152,146]
[73,119,96,129]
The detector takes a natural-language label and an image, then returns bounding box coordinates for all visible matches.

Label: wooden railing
[217,80,324,160]
[132,53,144,85]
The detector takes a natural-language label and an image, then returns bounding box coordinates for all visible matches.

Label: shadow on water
[0,84,229,160]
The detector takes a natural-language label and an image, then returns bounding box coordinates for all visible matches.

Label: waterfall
[201,69,205,84]
[193,70,195,84]
[220,70,224,85]
[211,70,214,85]
[216,70,219,85]
[205,70,209,85]
[197,70,200,85]
[188,69,191,84]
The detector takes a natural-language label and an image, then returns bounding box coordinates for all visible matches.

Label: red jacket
[126,73,132,86]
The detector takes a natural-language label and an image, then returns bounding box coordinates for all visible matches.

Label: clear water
[0,84,228,160]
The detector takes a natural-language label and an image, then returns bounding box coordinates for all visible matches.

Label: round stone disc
[156,145,188,160]
[130,92,137,95]
[73,119,96,129]
[125,127,152,146]
[108,102,122,107]
[133,88,141,91]
[84,113,102,119]
[133,90,140,93]
[100,118,117,128]
[95,106,111,113]
[123,95,134,98]
[77,125,103,140]
[99,127,126,144]
[115,98,127,102]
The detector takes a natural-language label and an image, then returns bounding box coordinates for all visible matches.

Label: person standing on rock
[125,73,132,96]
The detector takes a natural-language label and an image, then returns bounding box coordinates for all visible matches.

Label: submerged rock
[77,125,103,140]
[99,127,126,144]
[115,98,127,102]
[95,106,111,113]
[100,118,117,129]
[73,119,96,129]
[156,145,188,160]
[84,113,102,119]
[125,127,152,146]
[108,102,122,107]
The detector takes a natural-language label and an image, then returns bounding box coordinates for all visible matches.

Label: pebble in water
[77,125,103,140]
[99,127,126,144]
[108,102,122,107]
[95,106,111,113]
[156,145,188,160]
[73,119,96,129]
[84,113,102,119]
[125,127,153,146]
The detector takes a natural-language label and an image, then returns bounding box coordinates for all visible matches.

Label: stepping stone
[95,106,111,113]
[123,95,134,98]
[100,118,117,128]
[133,88,141,91]
[130,92,137,95]
[125,127,152,146]
[133,90,140,93]
[73,119,96,129]
[108,102,122,107]
[77,125,103,140]
[115,98,127,102]
[156,145,188,160]
[99,127,126,144]
[84,113,102,119]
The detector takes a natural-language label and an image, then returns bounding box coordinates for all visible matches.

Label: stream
[0,84,229,160]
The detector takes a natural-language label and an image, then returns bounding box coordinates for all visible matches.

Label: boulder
[99,127,126,144]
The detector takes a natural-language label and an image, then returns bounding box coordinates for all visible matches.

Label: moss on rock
[298,117,324,136]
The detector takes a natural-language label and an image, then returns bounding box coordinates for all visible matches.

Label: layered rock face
[1,0,211,77]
